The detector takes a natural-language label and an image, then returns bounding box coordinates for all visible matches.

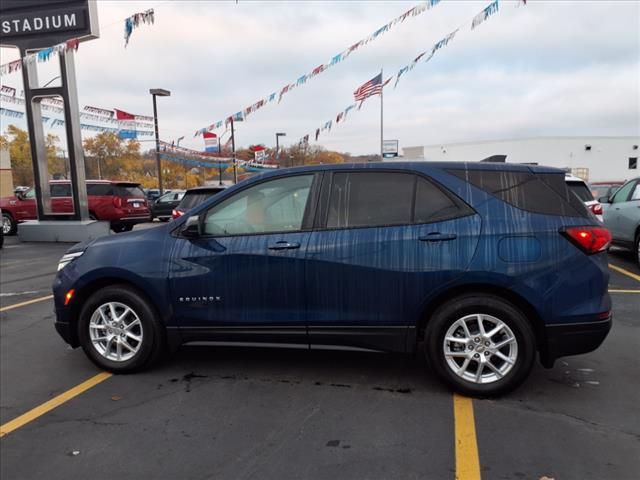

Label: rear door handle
[268,241,301,250]
[419,233,457,242]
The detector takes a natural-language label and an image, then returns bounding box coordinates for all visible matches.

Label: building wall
[0,147,14,197]
[400,137,639,182]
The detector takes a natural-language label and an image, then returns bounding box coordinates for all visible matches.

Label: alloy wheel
[443,313,518,384]
[88,302,144,362]
[2,216,11,235]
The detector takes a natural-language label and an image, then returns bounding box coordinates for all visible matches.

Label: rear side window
[326,172,472,229]
[50,184,71,197]
[87,184,115,196]
[116,186,145,197]
[448,169,589,218]
[566,181,593,202]
[180,192,216,210]
[415,178,467,223]
[327,172,414,228]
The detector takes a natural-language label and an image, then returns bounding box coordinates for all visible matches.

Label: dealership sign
[0,0,99,50]
[383,139,399,158]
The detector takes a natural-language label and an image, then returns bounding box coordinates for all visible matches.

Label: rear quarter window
[448,169,589,218]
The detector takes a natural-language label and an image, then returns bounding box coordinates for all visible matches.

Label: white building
[400,136,639,182]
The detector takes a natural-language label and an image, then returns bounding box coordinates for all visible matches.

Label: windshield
[179,192,219,211]
[566,182,594,202]
[116,186,146,198]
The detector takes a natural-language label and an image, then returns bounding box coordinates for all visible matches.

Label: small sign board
[383,139,399,158]
[0,0,99,50]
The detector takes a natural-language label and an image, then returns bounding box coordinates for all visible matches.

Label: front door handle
[268,241,301,250]
[419,232,457,242]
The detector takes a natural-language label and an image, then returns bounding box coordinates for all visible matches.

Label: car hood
[65,224,169,255]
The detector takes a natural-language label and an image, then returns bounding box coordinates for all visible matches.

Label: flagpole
[380,68,384,160]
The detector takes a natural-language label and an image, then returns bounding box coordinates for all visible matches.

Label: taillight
[561,226,611,254]
[112,197,124,208]
[172,209,183,219]
[590,203,603,216]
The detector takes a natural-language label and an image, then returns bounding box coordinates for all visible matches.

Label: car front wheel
[425,294,536,397]
[78,286,165,372]
[2,213,17,236]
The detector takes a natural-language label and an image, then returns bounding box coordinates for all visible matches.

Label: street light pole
[149,88,171,195]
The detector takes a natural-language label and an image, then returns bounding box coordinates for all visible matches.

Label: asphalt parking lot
[1,229,639,480]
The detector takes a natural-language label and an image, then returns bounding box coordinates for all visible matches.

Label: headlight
[57,251,84,271]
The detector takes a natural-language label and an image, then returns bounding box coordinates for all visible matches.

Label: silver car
[600,177,640,266]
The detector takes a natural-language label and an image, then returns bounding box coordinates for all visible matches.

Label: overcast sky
[1,0,639,155]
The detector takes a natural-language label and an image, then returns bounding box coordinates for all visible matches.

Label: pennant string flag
[124,9,155,47]
[194,0,442,136]
[302,0,519,146]
[0,38,80,75]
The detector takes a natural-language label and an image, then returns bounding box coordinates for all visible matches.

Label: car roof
[48,180,141,186]
[184,186,227,193]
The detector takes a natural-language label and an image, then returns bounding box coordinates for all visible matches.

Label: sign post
[1,1,101,240]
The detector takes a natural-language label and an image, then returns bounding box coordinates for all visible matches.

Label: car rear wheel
[78,286,166,372]
[635,233,640,268]
[2,213,17,236]
[425,294,536,397]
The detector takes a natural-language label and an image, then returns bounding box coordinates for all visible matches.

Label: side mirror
[598,196,610,204]
[15,191,25,200]
[182,215,201,238]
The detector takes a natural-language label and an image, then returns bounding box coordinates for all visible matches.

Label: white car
[565,174,602,222]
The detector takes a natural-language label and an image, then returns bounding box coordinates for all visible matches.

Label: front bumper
[541,316,612,367]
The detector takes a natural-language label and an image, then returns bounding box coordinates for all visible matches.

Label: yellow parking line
[453,394,481,480]
[0,372,112,438]
[609,264,640,283]
[608,289,640,293]
[0,294,54,313]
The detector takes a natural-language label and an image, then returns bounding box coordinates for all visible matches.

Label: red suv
[1,180,150,235]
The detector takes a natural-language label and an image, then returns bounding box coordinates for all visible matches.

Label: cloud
[1,0,638,154]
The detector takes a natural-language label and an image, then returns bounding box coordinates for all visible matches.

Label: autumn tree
[0,124,64,186]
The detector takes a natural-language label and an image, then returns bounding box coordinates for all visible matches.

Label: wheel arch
[415,283,545,355]
[67,275,168,347]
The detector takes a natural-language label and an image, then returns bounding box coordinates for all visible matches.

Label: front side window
[611,180,635,204]
[327,172,414,228]
[203,175,314,236]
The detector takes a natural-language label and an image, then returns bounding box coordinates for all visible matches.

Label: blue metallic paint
[53,162,611,364]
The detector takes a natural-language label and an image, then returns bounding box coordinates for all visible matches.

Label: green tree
[82,132,124,179]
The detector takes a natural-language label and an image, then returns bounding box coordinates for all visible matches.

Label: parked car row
[599,177,640,266]
[1,180,150,235]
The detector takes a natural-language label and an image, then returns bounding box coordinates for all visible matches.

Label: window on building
[629,157,638,170]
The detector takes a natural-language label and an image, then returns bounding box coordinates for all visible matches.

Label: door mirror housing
[598,195,610,204]
[182,215,202,238]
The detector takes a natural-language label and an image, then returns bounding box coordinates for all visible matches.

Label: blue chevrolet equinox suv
[53,162,613,396]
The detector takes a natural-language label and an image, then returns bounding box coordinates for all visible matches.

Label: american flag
[354,73,383,102]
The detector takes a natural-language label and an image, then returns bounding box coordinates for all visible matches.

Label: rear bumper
[541,316,612,367]
[116,215,150,225]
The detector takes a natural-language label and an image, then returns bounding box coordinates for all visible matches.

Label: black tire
[425,294,536,397]
[77,285,166,372]
[159,217,170,222]
[634,232,640,269]
[111,224,133,233]
[2,212,17,236]
[89,212,98,221]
